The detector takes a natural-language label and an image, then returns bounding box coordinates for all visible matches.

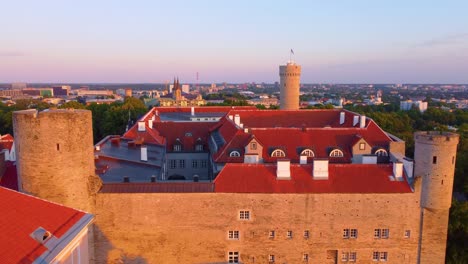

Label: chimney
[228,115,233,120]
[141,145,148,162]
[360,115,366,128]
[148,119,153,129]
[313,159,329,180]
[138,121,146,132]
[95,145,101,151]
[244,128,249,133]
[234,114,241,126]
[240,123,244,128]
[191,107,195,116]
[276,159,291,179]
[393,161,403,180]
[353,115,359,126]
[339,112,345,125]
[299,155,307,165]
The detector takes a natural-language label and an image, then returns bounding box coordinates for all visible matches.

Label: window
[304,230,310,239]
[250,142,257,150]
[271,149,286,157]
[373,252,379,261]
[268,254,275,263]
[230,151,241,157]
[56,143,60,151]
[179,160,185,168]
[375,148,388,156]
[195,144,203,151]
[300,149,315,157]
[349,252,356,262]
[228,251,239,263]
[433,156,437,164]
[269,230,275,239]
[192,160,198,168]
[201,160,207,168]
[303,253,309,262]
[287,230,293,239]
[330,149,344,157]
[404,230,411,238]
[374,229,381,239]
[380,252,388,261]
[350,229,358,238]
[382,229,389,239]
[169,160,176,169]
[359,142,366,150]
[239,210,250,220]
[342,252,349,262]
[343,229,350,239]
[228,231,239,240]
[174,144,182,151]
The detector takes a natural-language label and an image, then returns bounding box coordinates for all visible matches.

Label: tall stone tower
[13,109,101,212]
[415,131,459,263]
[279,62,301,110]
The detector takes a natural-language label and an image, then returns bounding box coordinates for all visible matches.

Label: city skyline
[1,0,468,83]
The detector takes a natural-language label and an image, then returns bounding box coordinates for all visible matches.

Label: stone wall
[94,191,421,264]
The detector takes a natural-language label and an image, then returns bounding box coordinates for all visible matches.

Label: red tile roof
[214,163,412,193]
[100,182,214,193]
[0,134,14,151]
[0,187,87,263]
[153,122,213,151]
[0,162,18,191]
[123,123,165,145]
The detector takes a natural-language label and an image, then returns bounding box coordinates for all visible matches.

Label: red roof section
[214,163,412,193]
[0,162,18,191]
[123,123,165,145]
[153,122,212,151]
[0,187,86,263]
[0,134,14,151]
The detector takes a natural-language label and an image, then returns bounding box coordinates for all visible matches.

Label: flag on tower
[291,49,294,55]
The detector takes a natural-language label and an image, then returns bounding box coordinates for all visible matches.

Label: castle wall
[94,191,421,264]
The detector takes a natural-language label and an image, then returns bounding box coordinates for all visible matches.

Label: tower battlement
[414,131,460,145]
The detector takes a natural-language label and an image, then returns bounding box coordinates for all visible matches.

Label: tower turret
[279,62,301,110]
[415,131,459,263]
[13,109,101,212]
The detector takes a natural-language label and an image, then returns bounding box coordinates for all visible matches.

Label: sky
[1,0,468,83]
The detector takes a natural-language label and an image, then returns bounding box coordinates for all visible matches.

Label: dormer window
[329,149,344,157]
[300,149,315,157]
[230,151,241,157]
[174,138,182,152]
[195,138,203,151]
[271,149,286,158]
[374,148,388,157]
[250,142,257,150]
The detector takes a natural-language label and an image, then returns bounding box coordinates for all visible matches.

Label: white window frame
[303,253,309,262]
[330,149,344,157]
[174,143,182,152]
[350,229,358,239]
[342,252,349,262]
[268,254,275,263]
[343,229,350,239]
[271,149,286,157]
[304,230,310,239]
[359,142,366,150]
[375,148,388,157]
[269,230,275,239]
[228,230,239,240]
[380,252,388,262]
[374,229,381,239]
[230,150,241,157]
[300,148,315,157]
[287,230,293,239]
[239,210,250,220]
[382,229,389,239]
[373,251,379,261]
[228,251,239,263]
[404,230,411,238]
[349,252,357,262]
[195,144,203,151]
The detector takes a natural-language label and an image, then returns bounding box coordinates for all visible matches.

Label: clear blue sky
[1,0,467,83]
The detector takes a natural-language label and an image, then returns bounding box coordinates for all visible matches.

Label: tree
[59,101,86,109]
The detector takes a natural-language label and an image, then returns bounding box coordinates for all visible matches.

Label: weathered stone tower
[415,131,459,263]
[13,109,101,212]
[279,62,301,110]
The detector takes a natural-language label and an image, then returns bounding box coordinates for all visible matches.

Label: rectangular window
[373,252,379,261]
[169,160,176,169]
[239,210,250,220]
[201,160,207,168]
[349,252,357,262]
[359,142,366,150]
[269,230,275,239]
[382,229,389,239]
[179,159,185,168]
[341,252,349,262]
[174,144,182,151]
[303,253,309,262]
[304,230,310,239]
[350,229,358,239]
[228,230,239,240]
[374,229,381,239]
[380,252,388,261]
[228,251,239,263]
[196,144,203,151]
[192,160,198,168]
[433,156,437,164]
[343,229,350,239]
[287,230,293,239]
[251,142,257,150]
[404,230,411,238]
[268,254,275,263]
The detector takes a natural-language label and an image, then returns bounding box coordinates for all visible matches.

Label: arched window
[374,148,388,157]
[329,149,344,157]
[229,151,241,157]
[271,149,286,157]
[300,149,315,157]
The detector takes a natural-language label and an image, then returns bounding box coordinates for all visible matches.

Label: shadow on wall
[93,225,149,264]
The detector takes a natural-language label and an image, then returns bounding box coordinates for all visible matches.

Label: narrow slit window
[433,156,437,164]
[56,143,60,151]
